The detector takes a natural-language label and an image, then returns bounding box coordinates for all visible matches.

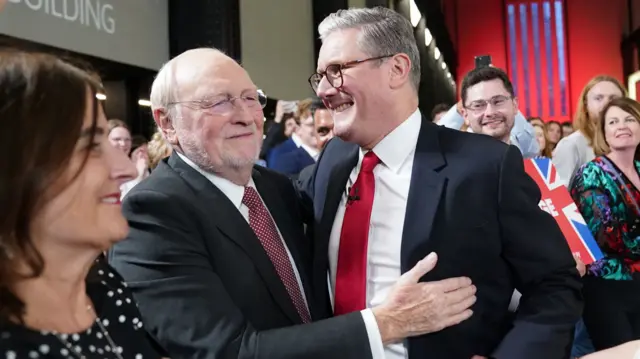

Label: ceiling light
[409,0,421,27]
[434,47,441,60]
[138,99,152,107]
[447,72,452,78]
[441,62,447,69]
[424,28,433,46]
[96,93,106,100]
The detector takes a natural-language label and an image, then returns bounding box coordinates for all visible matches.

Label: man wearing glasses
[460,67,518,145]
[110,48,477,359]
[300,6,581,359]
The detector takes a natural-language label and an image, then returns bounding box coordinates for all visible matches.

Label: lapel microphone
[347,187,360,203]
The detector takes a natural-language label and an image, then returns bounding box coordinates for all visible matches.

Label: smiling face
[160,51,264,173]
[463,78,517,143]
[603,106,640,153]
[33,91,137,252]
[315,28,394,146]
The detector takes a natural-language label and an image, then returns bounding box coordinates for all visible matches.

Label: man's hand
[372,253,476,345]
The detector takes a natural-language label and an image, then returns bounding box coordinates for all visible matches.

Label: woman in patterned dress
[570,97,640,351]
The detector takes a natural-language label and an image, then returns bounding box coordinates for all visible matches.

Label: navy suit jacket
[298,119,582,359]
[271,147,316,177]
[267,138,297,168]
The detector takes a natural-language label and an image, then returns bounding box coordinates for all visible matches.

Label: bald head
[150,47,265,185]
[150,48,240,114]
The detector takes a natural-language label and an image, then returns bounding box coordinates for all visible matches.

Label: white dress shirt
[176,152,309,310]
[329,109,422,359]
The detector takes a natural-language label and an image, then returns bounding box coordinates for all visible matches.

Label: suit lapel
[400,120,447,273]
[167,154,303,324]
[314,145,359,292]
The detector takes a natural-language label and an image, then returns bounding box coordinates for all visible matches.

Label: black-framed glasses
[308,54,395,93]
[464,95,513,113]
[167,89,267,115]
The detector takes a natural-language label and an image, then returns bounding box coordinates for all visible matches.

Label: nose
[483,103,499,117]
[107,143,137,186]
[315,76,338,99]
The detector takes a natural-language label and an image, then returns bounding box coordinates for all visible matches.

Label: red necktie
[242,186,311,323]
[334,151,380,315]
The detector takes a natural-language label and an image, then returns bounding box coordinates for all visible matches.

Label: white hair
[318,7,421,91]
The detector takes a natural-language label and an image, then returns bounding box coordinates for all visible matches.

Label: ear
[153,108,178,146]
[512,97,519,112]
[388,53,412,89]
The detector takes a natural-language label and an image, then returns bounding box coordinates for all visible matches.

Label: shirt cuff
[361,309,385,359]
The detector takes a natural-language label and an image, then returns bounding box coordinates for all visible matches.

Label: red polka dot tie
[242,186,311,323]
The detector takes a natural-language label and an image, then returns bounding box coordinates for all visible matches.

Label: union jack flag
[524,158,604,265]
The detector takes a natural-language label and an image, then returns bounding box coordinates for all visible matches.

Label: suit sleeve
[491,146,583,359]
[109,189,372,359]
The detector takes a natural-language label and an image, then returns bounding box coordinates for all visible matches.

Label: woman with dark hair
[0,51,165,358]
[570,97,640,350]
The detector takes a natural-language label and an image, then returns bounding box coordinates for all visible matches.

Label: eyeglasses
[464,95,513,113]
[308,55,395,93]
[167,89,267,115]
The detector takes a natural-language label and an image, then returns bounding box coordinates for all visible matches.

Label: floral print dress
[570,156,640,280]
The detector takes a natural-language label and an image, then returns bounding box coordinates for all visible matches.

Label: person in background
[529,117,544,127]
[430,103,450,124]
[570,97,640,351]
[562,121,575,138]
[532,122,553,157]
[260,101,298,163]
[0,50,164,358]
[546,120,563,150]
[147,131,172,170]
[461,67,516,145]
[108,119,132,154]
[270,98,319,177]
[553,75,626,186]
[107,121,149,198]
[311,96,334,150]
[439,90,539,158]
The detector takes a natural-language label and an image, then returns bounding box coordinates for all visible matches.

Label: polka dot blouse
[0,261,163,359]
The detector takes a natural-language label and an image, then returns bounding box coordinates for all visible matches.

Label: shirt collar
[290,133,302,147]
[361,108,422,174]
[176,152,254,209]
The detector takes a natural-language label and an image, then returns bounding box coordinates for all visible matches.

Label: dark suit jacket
[260,121,286,161]
[299,119,582,359]
[109,153,372,359]
[270,146,316,177]
[267,138,297,168]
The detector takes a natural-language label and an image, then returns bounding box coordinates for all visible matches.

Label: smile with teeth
[334,103,353,113]
[101,196,121,204]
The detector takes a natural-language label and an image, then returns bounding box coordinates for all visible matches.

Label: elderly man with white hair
[108,47,476,359]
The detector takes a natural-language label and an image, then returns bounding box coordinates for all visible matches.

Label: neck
[607,149,636,170]
[361,95,419,151]
[216,167,253,186]
[12,240,99,330]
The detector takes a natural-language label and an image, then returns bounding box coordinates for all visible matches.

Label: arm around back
[109,188,372,359]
